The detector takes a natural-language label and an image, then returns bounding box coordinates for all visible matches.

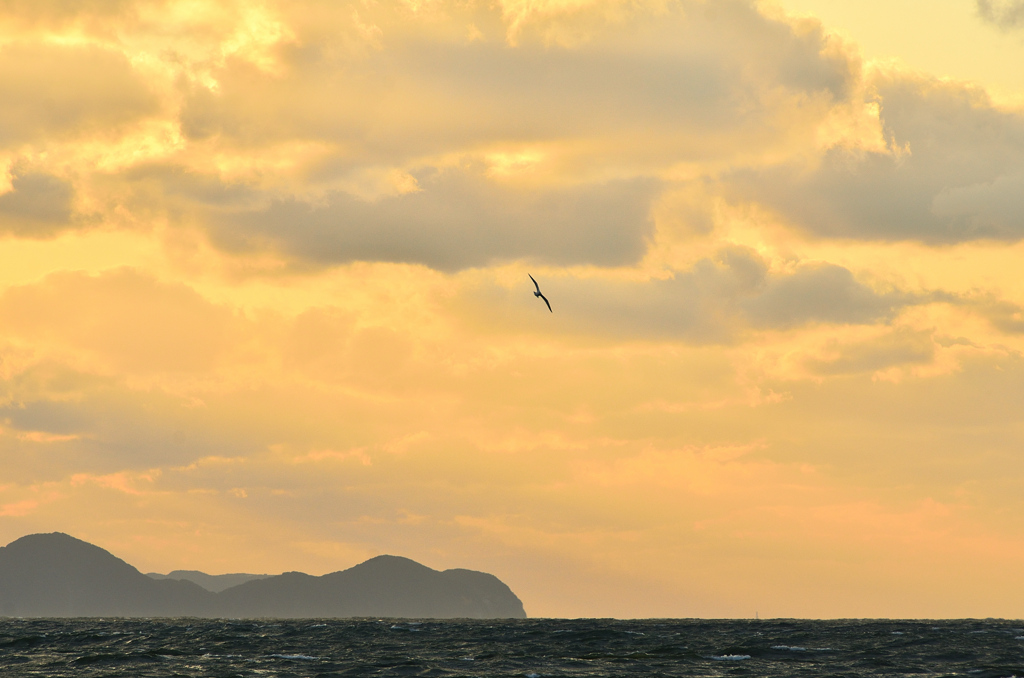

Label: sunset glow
[2,0,1024,618]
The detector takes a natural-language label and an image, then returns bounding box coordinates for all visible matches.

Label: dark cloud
[0,172,73,236]
[1,399,94,436]
[743,263,908,328]
[470,248,915,343]
[959,295,1024,334]
[977,0,1024,28]
[726,71,1024,243]
[211,166,659,270]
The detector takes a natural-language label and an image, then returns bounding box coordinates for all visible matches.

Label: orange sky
[2,0,1024,618]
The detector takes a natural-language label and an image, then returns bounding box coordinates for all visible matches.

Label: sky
[2,0,1024,619]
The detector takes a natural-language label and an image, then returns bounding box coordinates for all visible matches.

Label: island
[0,532,527,619]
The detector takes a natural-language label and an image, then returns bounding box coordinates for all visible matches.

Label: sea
[1,618,1023,677]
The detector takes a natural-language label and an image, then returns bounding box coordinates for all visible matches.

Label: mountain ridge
[0,533,526,619]
[146,570,272,593]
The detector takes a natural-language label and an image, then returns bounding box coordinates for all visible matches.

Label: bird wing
[539,292,552,313]
[529,274,541,293]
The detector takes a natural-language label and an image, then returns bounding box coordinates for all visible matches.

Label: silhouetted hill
[0,533,526,618]
[146,570,271,593]
[217,555,526,618]
[0,533,214,617]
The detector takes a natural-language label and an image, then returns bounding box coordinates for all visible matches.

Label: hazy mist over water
[2,618,1023,677]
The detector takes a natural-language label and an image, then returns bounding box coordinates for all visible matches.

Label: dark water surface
[1,618,1023,677]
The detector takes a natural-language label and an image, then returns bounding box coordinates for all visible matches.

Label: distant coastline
[0,532,527,619]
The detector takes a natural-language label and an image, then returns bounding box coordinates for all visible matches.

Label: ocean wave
[2,618,1022,677]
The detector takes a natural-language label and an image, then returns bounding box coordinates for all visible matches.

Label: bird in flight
[529,274,552,313]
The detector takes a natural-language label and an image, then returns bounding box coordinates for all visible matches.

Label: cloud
[1,399,95,437]
[0,0,135,24]
[962,295,1024,334]
[742,262,910,329]
[0,0,869,269]
[804,328,936,376]
[157,0,860,269]
[725,70,1024,243]
[0,373,262,474]
[977,0,1024,28]
[466,248,915,342]
[0,171,73,236]
[0,42,158,145]
[182,0,854,154]
[227,0,853,176]
[212,165,659,270]
[0,269,237,372]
